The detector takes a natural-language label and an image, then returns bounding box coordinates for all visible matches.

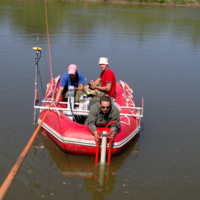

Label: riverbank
[85,0,200,7]
[117,0,200,6]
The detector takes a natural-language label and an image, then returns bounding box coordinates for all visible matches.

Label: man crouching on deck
[85,96,120,141]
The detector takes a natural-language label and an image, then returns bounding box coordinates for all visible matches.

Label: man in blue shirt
[55,64,86,104]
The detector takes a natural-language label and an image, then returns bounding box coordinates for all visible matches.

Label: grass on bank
[120,0,200,4]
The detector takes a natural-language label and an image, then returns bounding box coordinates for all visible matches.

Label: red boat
[35,75,144,157]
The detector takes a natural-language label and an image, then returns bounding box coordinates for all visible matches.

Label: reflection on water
[1,0,200,46]
[40,132,139,200]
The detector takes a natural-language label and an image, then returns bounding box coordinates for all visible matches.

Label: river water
[0,0,200,199]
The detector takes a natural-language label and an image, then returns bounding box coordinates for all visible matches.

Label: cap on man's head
[99,57,109,65]
[68,64,77,75]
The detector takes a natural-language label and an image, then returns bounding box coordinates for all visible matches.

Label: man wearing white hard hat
[55,64,86,104]
[85,57,116,98]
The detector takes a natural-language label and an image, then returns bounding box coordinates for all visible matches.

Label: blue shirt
[60,71,86,92]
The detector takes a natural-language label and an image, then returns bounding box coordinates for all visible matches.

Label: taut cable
[44,0,53,80]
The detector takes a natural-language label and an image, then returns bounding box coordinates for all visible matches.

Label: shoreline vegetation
[84,0,200,7]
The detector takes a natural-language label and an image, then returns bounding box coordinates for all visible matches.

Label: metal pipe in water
[100,131,107,164]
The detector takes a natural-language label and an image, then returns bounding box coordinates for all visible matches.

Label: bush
[172,0,196,3]
[121,0,200,3]
[172,0,187,3]
[128,0,168,2]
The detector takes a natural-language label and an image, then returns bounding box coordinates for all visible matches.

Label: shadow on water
[37,131,140,200]
[1,0,200,47]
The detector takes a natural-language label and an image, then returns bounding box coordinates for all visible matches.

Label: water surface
[0,0,200,199]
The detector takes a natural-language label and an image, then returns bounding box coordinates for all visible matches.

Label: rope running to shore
[44,0,53,80]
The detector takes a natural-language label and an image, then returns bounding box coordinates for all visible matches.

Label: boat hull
[38,80,142,156]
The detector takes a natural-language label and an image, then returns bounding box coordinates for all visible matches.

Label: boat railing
[34,101,143,118]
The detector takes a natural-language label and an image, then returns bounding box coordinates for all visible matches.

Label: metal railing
[34,101,143,118]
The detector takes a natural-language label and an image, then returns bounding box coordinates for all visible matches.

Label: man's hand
[109,132,114,140]
[94,131,100,141]
[90,85,96,90]
[90,80,96,90]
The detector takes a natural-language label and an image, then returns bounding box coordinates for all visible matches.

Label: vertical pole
[33,50,39,123]
[100,131,107,164]
[138,97,144,128]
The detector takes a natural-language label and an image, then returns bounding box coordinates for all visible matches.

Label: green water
[0,0,200,199]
